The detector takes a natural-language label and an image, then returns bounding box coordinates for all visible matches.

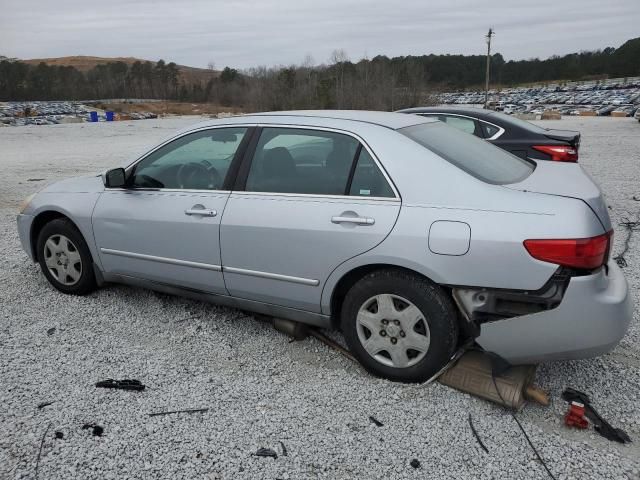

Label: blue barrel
[89,111,98,122]
[105,111,114,121]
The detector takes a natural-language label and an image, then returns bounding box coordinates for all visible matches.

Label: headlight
[19,193,37,214]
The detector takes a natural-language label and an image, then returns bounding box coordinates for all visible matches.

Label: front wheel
[36,218,97,295]
[341,269,459,383]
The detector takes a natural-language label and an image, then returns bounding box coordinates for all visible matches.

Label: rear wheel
[36,218,97,295]
[341,269,458,383]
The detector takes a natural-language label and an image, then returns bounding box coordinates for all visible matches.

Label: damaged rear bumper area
[458,261,633,364]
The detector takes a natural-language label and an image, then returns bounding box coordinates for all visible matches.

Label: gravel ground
[1,116,639,480]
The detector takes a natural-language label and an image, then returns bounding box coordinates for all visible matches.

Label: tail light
[524,231,612,270]
[532,145,578,162]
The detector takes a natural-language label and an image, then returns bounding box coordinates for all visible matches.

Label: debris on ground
[148,408,209,417]
[82,424,104,436]
[613,215,640,268]
[439,350,547,409]
[468,414,489,453]
[369,416,384,427]
[36,401,54,410]
[46,327,56,336]
[562,388,631,443]
[279,441,288,456]
[254,448,278,459]
[564,402,589,429]
[34,423,52,480]
[54,431,64,440]
[95,379,145,391]
[410,459,421,469]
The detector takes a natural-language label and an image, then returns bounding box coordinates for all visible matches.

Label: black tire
[341,269,458,383]
[36,218,97,295]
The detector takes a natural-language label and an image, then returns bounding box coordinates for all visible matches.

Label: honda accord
[17,111,632,382]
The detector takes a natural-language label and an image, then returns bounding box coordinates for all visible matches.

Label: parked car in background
[17,111,631,383]
[398,106,581,162]
[635,108,640,122]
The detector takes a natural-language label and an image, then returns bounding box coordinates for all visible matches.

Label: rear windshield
[399,122,534,184]
[488,111,548,134]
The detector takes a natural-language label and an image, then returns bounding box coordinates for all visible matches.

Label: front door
[93,126,250,294]
[220,127,401,312]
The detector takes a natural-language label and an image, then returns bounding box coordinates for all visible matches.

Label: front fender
[27,192,103,270]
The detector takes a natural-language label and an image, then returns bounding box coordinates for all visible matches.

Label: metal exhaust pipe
[272,317,309,340]
[439,350,548,409]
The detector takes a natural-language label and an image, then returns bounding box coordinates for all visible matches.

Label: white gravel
[1,116,639,479]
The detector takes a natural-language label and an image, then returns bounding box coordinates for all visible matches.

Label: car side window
[132,127,247,190]
[440,115,483,137]
[348,148,395,198]
[481,122,501,139]
[245,128,359,195]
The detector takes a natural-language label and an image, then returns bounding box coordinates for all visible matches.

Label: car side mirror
[104,168,127,188]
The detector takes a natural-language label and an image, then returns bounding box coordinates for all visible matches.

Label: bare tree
[330,49,349,108]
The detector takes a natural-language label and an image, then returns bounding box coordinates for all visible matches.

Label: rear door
[220,126,401,312]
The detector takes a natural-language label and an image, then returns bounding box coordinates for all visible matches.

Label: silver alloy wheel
[43,234,82,286]
[356,294,430,368]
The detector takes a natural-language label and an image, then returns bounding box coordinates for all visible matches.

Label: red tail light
[524,231,612,270]
[532,145,578,162]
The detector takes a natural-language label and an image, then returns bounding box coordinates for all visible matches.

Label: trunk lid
[543,129,581,149]
[505,161,611,230]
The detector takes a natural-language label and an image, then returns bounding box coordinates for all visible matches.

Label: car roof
[187,110,436,132]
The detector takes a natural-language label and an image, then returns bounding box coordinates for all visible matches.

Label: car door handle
[185,208,217,217]
[331,215,375,225]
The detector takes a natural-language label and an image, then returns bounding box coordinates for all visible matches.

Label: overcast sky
[1,0,638,69]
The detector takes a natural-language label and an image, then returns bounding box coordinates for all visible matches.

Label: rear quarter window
[399,122,534,185]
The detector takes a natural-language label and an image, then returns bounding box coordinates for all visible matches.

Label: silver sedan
[17,111,632,382]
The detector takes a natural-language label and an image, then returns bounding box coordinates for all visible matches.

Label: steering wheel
[177,162,222,190]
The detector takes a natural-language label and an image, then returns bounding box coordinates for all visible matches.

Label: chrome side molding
[100,248,222,272]
[100,248,319,286]
[223,266,320,286]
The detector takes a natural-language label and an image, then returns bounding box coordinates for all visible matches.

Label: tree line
[0,59,180,101]
[1,37,638,110]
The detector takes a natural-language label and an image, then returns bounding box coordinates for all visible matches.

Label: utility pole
[484,28,494,109]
